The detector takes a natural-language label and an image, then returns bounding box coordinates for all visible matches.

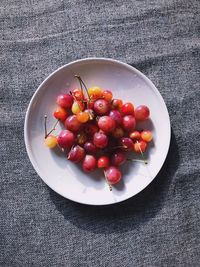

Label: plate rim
[24,57,171,205]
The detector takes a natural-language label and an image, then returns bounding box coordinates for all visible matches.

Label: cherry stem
[44,115,47,138]
[44,115,59,139]
[127,158,148,165]
[75,75,90,101]
[103,170,112,191]
[136,140,148,164]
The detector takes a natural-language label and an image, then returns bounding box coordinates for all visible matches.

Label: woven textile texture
[0,0,200,266]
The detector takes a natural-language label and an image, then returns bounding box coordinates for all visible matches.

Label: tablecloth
[1,0,200,266]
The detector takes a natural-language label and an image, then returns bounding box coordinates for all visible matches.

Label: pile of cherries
[44,76,153,189]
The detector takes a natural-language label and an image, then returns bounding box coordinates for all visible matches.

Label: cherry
[53,107,68,122]
[135,105,150,121]
[56,94,73,109]
[93,99,110,115]
[57,130,75,149]
[121,102,134,115]
[141,130,153,142]
[93,132,108,148]
[82,155,97,172]
[119,137,133,151]
[97,156,110,168]
[44,135,57,148]
[68,145,85,162]
[109,110,122,125]
[111,99,123,110]
[84,142,97,155]
[133,140,147,153]
[102,90,113,102]
[122,115,136,131]
[98,116,116,133]
[129,131,141,140]
[111,151,126,166]
[105,166,122,185]
[65,115,82,132]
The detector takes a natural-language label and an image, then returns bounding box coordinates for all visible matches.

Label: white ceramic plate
[24,58,171,205]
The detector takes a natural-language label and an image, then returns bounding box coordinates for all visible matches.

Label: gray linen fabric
[0,0,200,266]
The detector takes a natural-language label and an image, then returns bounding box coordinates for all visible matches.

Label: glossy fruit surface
[44,135,57,148]
[97,156,110,168]
[65,115,82,132]
[71,101,84,114]
[93,132,108,148]
[133,140,147,153]
[53,107,68,122]
[56,94,73,109]
[129,131,141,140]
[93,99,110,115]
[77,111,89,123]
[98,116,116,133]
[111,151,126,166]
[141,130,153,142]
[68,145,85,162]
[122,115,136,131]
[121,102,134,115]
[102,90,113,102]
[105,166,122,184]
[109,110,122,125]
[84,142,97,155]
[57,130,75,149]
[119,137,133,151]
[135,105,150,121]
[82,155,97,172]
[88,86,102,100]
[111,99,123,110]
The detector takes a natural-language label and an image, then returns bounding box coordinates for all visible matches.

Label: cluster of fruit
[44,76,153,189]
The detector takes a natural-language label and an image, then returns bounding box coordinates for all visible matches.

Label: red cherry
[105,166,122,185]
[98,116,116,133]
[133,140,147,153]
[93,99,110,115]
[65,115,82,132]
[56,94,73,109]
[93,132,108,148]
[53,107,68,121]
[57,130,75,149]
[97,156,110,168]
[119,137,133,151]
[122,115,136,131]
[109,110,122,125]
[121,102,134,115]
[67,145,85,162]
[129,131,141,140]
[82,155,97,172]
[84,142,97,155]
[135,105,150,121]
[111,151,126,166]
[111,99,123,110]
